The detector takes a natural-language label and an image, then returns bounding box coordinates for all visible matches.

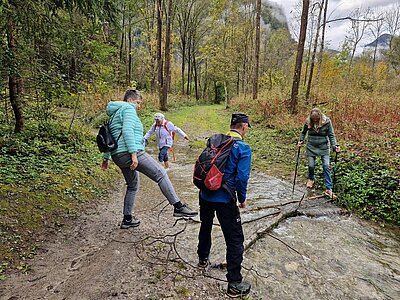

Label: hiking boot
[226,281,251,298]
[173,204,198,218]
[197,258,210,268]
[324,190,337,199]
[306,179,314,188]
[120,216,140,229]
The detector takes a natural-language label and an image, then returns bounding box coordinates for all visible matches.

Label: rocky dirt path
[1,131,399,300]
[0,139,231,299]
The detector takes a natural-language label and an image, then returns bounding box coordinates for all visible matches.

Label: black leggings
[197,196,244,283]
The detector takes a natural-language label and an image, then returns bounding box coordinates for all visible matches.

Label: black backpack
[96,109,122,153]
[193,134,234,191]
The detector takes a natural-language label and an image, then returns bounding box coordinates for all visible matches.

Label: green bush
[336,156,400,224]
[0,119,119,277]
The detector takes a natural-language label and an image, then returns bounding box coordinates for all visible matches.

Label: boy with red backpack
[144,113,189,168]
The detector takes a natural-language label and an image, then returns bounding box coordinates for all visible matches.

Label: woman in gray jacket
[298,108,340,198]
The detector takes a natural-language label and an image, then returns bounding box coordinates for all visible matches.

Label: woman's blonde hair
[307,108,323,129]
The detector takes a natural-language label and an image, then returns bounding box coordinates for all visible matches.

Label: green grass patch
[163,104,231,132]
[155,104,232,150]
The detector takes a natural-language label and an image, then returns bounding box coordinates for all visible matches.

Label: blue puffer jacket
[200,130,252,204]
[103,101,144,160]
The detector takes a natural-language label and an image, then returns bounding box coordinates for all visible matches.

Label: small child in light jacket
[144,113,189,168]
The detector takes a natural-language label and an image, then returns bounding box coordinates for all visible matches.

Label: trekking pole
[292,145,301,194]
[332,144,340,196]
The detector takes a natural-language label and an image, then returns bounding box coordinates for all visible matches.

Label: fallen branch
[157,202,170,223]
[247,200,300,212]
[244,209,300,252]
[266,233,305,258]
[306,194,326,200]
[242,211,281,225]
[296,193,306,209]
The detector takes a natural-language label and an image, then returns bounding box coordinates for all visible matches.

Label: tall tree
[6,18,24,133]
[384,2,400,48]
[305,0,324,103]
[347,8,371,69]
[369,10,384,74]
[1,0,117,133]
[156,0,163,101]
[160,0,172,110]
[290,0,310,114]
[315,0,328,87]
[386,36,400,73]
[252,0,262,100]
[176,0,194,95]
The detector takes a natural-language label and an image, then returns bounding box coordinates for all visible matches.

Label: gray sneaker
[226,281,251,298]
[173,204,198,218]
[120,216,140,229]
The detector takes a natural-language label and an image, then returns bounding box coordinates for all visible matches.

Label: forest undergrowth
[232,86,400,226]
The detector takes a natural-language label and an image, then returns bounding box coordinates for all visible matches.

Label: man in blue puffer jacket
[101,89,197,229]
[197,113,252,298]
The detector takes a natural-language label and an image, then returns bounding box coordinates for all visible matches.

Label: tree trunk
[290,0,310,114]
[161,0,172,111]
[193,53,199,100]
[157,0,163,102]
[315,0,328,87]
[186,39,191,95]
[306,0,324,103]
[303,36,312,86]
[252,0,262,100]
[236,68,240,96]
[3,86,8,124]
[224,81,229,109]
[7,19,24,133]
[203,60,208,99]
[181,38,186,95]
[119,8,125,62]
[128,20,132,86]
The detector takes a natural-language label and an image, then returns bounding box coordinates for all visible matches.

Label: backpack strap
[163,120,170,134]
[109,107,122,142]
[163,120,175,141]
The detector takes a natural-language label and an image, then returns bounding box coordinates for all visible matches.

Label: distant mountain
[364,33,392,49]
[326,48,340,55]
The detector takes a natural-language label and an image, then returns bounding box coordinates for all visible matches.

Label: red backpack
[193,134,234,191]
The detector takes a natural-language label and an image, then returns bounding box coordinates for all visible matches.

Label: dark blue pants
[158,146,169,162]
[197,195,244,283]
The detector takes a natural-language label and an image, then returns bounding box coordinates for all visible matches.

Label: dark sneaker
[120,216,140,229]
[226,281,251,298]
[198,258,210,268]
[173,204,198,218]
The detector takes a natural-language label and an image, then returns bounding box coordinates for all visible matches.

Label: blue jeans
[307,155,332,190]
[112,151,180,216]
[158,146,169,162]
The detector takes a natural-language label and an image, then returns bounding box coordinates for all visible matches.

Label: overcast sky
[270,0,400,50]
